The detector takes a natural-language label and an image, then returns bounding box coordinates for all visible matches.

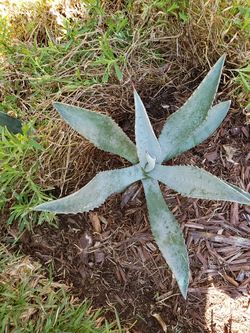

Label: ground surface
[1,1,250,332]
[12,88,250,333]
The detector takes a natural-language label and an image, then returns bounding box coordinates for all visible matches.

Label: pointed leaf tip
[151,165,250,205]
[53,102,138,164]
[134,89,162,168]
[34,164,144,214]
[143,179,189,298]
[159,54,227,162]
[160,100,231,160]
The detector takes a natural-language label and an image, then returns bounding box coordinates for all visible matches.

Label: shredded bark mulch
[4,88,250,333]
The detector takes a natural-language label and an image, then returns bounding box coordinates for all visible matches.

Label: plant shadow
[17,81,250,333]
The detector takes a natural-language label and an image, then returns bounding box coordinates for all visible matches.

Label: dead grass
[2,0,249,217]
[1,2,249,193]
[0,2,250,330]
[34,0,250,192]
[0,243,119,332]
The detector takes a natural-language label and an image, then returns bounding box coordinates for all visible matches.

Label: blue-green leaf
[150,165,250,205]
[142,178,189,298]
[134,89,162,168]
[161,101,231,160]
[0,112,22,134]
[159,55,226,162]
[34,164,144,214]
[54,102,138,164]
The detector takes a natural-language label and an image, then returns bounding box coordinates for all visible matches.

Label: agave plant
[35,55,250,298]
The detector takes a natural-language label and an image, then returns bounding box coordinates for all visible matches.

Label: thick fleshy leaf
[34,164,144,213]
[150,165,250,205]
[0,111,22,134]
[159,55,226,162]
[142,178,189,298]
[134,89,162,168]
[54,102,138,164]
[161,101,231,160]
[144,152,156,172]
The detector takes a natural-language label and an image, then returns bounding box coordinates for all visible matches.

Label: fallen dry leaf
[205,150,218,162]
[223,145,238,164]
[89,212,101,233]
[121,183,140,208]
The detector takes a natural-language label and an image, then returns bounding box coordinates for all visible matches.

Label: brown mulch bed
[3,87,250,333]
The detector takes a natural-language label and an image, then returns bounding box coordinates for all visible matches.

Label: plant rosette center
[34,55,250,298]
[142,152,157,173]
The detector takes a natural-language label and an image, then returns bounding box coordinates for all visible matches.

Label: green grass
[0,0,249,232]
[222,1,250,34]
[235,63,250,110]
[0,0,189,230]
[0,124,55,231]
[0,0,249,330]
[0,244,120,333]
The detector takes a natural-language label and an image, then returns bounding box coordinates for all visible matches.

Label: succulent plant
[35,55,250,298]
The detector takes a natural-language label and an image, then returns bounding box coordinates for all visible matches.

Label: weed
[222,2,250,34]
[94,34,125,82]
[0,0,250,233]
[0,124,55,230]
[0,111,22,134]
[235,63,250,111]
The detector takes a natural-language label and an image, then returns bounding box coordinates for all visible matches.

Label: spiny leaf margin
[34,164,144,214]
[150,165,250,205]
[161,100,231,161]
[159,54,226,162]
[54,102,138,164]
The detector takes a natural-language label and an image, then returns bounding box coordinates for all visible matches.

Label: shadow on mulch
[5,87,250,333]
